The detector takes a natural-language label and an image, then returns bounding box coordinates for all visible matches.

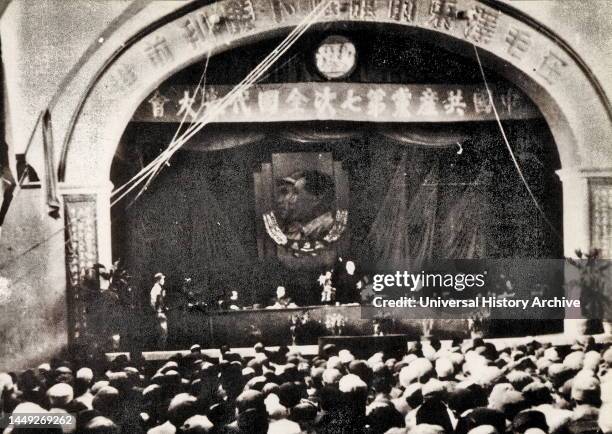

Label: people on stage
[267,285,297,309]
[150,272,168,349]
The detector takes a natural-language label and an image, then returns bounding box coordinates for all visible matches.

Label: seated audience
[0,335,610,434]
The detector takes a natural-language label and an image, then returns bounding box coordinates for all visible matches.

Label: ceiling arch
[51,0,611,183]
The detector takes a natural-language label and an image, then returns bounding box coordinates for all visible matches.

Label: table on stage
[165,304,469,349]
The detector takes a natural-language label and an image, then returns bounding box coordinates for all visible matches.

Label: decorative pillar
[61,181,113,342]
[589,177,612,258]
[589,177,612,336]
[557,169,590,257]
[557,168,612,336]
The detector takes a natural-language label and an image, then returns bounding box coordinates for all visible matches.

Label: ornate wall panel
[590,179,612,258]
[64,195,98,340]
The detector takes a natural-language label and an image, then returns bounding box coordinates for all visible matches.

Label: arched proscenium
[49,0,612,337]
[57,0,612,184]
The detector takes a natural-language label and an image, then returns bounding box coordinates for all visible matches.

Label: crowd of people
[1,335,611,434]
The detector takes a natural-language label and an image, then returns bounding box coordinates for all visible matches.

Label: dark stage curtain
[360,153,441,271]
[439,170,488,259]
[188,174,253,299]
[358,147,488,270]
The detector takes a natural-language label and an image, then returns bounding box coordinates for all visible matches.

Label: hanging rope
[110,0,332,207]
[126,48,213,208]
[472,44,563,240]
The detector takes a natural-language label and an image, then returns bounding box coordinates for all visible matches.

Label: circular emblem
[263,209,348,256]
[314,36,357,80]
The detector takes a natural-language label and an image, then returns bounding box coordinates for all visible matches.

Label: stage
[164,304,471,349]
[108,332,612,364]
[157,304,563,350]
[101,28,566,356]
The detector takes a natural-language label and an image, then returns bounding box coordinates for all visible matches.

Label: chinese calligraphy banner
[135,82,540,123]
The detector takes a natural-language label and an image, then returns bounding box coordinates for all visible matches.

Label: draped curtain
[182,123,469,151]
[360,154,441,271]
[182,124,483,273]
[440,170,488,259]
[189,182,251,272]
[186,153,254,301]
[122,123,488,297]
[358,149,486,271]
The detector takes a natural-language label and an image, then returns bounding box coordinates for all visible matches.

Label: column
[557,168,612,336]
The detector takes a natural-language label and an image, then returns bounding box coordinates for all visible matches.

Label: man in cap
[92,385,120,420]
[150,272,168,349]
[268,418,302,434]
[47,382,74,410]
[512,410,549,434]
[599,403,612,434]
[150,273,166,312]
[74,367,95,409]
[570,373,601,430]
[224,390,268,433]
[180,415,214,433]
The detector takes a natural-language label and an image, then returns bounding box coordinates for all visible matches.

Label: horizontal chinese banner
[134,82,540,123]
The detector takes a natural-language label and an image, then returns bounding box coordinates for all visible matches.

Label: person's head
[277,382,301,409]
[276,170,335,222]
[236,390,268,434]
[449,387,476,415]
[167,393,199,428]
[181,415,214,433]
[571,373,601,406]
[235,390,266,415]
[512,410,549,434]
[322,368,342,386]
[344,355,364,373]
[320,385,343,412]
[399,358,434,387]
[463,407,507,434]
[81,415,119,434]
[155,273,165,286]
[599,403,612,434]
[404,382,424,409]
[276,286,286,299]
[346,261,356,275]
[522,381,552,407]
[416,399,454,433]
[47,382,74,409]
[91,386,119,418]
[339,374,368,410]
[435,357,455,380]
[74,367,94,396]
[367,401,405,433]
[506,370,534,391]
